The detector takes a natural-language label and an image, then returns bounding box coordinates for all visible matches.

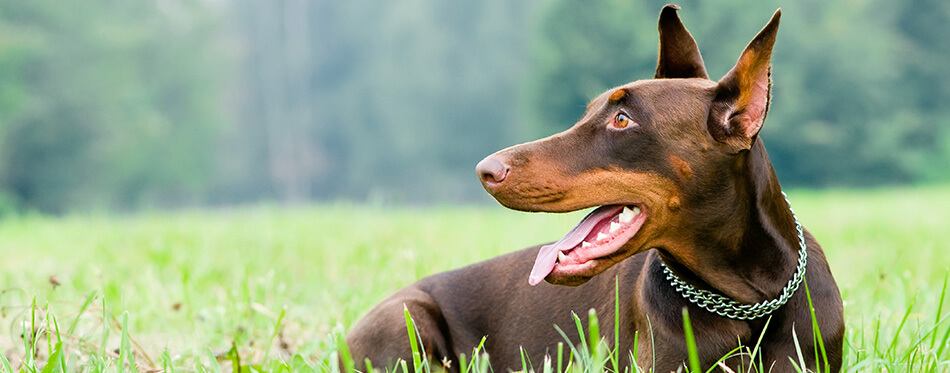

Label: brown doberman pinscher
[347,5,844,372]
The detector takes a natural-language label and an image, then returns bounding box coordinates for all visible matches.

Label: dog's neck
[658,139,802,305]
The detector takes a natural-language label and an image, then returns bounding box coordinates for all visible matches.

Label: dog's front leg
[347,286,456,372]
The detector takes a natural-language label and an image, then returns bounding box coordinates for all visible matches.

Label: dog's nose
[476,156,510,185]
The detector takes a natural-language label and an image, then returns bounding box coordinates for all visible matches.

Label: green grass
[0,186,949,371]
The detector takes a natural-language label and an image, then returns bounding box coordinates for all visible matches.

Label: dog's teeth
[558,251,567,263]
[596,232,610,242]
[619,207,634,223]
[609,222,621,233]
[581,241,593,249]
[633,206,641,216]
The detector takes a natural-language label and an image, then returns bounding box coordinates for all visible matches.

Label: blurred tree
[525,0,655,135]
[0,0,948,213]
[224,0,539,204]
[892,0,950,182]
[0,1,227,212]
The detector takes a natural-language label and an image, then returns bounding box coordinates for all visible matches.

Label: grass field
[1,186,949,372]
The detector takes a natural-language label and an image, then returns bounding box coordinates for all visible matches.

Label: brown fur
[347,5,844,372]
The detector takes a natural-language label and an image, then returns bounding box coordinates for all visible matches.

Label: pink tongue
[528,206,623,286]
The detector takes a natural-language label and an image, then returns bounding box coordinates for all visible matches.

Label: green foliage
[525,0,656,136]
[219,0,539,205]
[0,1,949,212]
[0,1,226,212]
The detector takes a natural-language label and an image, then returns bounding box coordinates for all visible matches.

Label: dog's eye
[611,112,635,129]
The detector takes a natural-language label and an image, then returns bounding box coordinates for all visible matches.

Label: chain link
[660,192,808,320]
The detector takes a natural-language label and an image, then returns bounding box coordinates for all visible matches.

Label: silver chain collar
[659,192,808,320]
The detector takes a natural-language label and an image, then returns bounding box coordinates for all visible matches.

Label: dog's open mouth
[528,205,647,285]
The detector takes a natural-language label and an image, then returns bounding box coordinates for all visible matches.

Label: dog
[346,5,844,372]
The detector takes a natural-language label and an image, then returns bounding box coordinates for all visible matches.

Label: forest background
[0,0,947,214]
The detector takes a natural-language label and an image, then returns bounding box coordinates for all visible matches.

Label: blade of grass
[903,314,950,357]
[51,313,61,345]
[554,324,583,369]
[403,304,423,372]
[295,353,312,372]
[0,345,14,373]
[119,312,135,373]
[335,326,355,373]
[464,337,487,373]
[630,330,639,372]
[557,342,563,373]
[748,315,773,373]
[226,341,241,373]
[51,315,65,372]
[648,315,656,370]
[26,296,35,370]
[702,346,743,373]
[791,325,806,373]
[571,311,590,358]
[477,350,491,373]
[589,308,600,356]
[803,281,830,372]
[930,269,949,351]
[886,293,917,357]
[934,320,950,362]
[872,316,881,357]
[45,304,52,361]
[100,297,108,357]
[325,351,340,373]
[459,353,469,373]
[520,347,529,372]
[681,308,701,373]
[161,349,177,373]
[614,276,621,373]
[262,306,286,364]
[38,341,64,373]
[589,308,608,372]
[67,291,97,336]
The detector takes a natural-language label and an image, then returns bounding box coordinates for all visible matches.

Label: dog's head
[475,5,782,286]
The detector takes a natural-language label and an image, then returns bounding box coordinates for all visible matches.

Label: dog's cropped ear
[707,9,781,152]
[655,4,708,79]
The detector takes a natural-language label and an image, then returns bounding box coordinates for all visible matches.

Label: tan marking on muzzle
[490,163,679,214]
